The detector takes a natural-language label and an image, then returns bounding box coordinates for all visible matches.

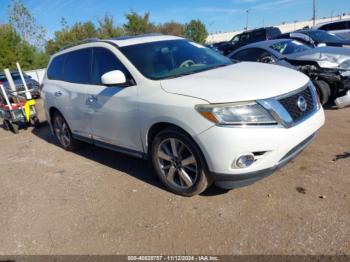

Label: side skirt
[72,134,147,159]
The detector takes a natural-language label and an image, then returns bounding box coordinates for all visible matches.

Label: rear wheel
[151,127,211,196]
[52,112,80,151]
[314,80,331,105]
[3,120,10,131]
[9,122,19,134]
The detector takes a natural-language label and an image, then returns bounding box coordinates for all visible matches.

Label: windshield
[303,30,342,42]
[120,40,232,80]
[270,40,310,55]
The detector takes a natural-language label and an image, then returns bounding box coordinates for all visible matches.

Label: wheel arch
[146,122,211,173]
[49,107,61,126]
[146,122,189,154]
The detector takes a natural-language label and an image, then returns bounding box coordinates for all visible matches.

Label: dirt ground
[0,101,349,255]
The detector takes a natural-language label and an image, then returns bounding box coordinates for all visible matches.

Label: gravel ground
[0,102,349,255]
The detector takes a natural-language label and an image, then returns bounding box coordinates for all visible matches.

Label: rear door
[47,48,97,138]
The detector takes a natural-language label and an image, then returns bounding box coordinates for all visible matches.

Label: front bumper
[212,133,317,189]
[193,107,325,189]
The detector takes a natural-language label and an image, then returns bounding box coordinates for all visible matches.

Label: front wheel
[151,128,212,196]
[52,112,80,151]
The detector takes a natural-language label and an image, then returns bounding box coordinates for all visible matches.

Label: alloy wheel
[54,115,71,148]
[156,138,198,189]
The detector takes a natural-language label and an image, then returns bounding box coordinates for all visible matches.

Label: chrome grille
[279,86,315,122]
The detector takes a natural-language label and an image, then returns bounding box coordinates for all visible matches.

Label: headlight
[195,102,277,125]
[317,60,339,69]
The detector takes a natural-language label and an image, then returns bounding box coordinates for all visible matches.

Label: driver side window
[91,47,132,85]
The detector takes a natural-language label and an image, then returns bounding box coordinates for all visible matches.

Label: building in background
[206,14,350,43]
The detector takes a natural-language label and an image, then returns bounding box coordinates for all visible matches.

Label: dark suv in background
[274,29,350,48]
[213,27,282,55]
[0,72,40,98]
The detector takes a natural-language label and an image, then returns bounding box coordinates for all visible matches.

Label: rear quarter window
[47,54,66,80]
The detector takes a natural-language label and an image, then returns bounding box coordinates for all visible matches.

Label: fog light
[235,153,255,169]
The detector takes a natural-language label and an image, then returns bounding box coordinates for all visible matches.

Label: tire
[9,122,19,134]
[314,80,331,105]
[31,116,41,129]
[151,127,212,196]
[52,112,80,151]
[3,120,10,131]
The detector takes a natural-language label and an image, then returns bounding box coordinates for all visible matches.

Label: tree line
[0,0,208,71]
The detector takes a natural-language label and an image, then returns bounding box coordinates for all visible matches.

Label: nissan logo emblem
[297,96,307,112]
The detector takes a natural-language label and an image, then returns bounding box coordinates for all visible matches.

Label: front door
[87,47,143,152]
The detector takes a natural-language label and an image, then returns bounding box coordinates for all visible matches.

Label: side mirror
[101,70,126,86]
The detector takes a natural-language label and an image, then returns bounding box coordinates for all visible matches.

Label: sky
[0,0,349,39]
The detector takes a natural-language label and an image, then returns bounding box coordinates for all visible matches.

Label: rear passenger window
[47,54,66,80]
[91,48,130,85]
[63,48,91,84]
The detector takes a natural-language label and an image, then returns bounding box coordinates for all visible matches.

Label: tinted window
[322,21,348,31]
[47,54,66,80]
[303,30,341,42]
[240,34,250,41]
[251,30,265,40]
[270,40,310,55]
[63,48,91,84]
[91,48,130,85]
[231,48,270,62]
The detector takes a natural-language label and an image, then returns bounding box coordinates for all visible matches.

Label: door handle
[54,91,62,97]
[87,95,98,103]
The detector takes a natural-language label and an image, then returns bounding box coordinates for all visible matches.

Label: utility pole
[246,9,250,30]
[312,0,316,26]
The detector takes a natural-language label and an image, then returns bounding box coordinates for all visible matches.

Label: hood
[160,62,309,103]
[285,46,350,68]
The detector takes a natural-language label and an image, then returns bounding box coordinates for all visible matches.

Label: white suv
[42,34,325,196]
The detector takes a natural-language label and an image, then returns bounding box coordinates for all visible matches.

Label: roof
[236,26,279,35]
[242,39,292,49]
[105,34,183,47]
[58,34,185,53]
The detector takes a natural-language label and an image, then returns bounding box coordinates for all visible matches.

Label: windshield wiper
[161,64,231,80]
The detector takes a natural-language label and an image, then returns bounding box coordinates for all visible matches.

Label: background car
[0,72,41,98]
[214,27,282,55]
[229,39,350,105]
[274,29,350,48]
[313,19,350,40]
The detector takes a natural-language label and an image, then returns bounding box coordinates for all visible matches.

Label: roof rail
[60,38,100,51]
[110,33,163,41]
